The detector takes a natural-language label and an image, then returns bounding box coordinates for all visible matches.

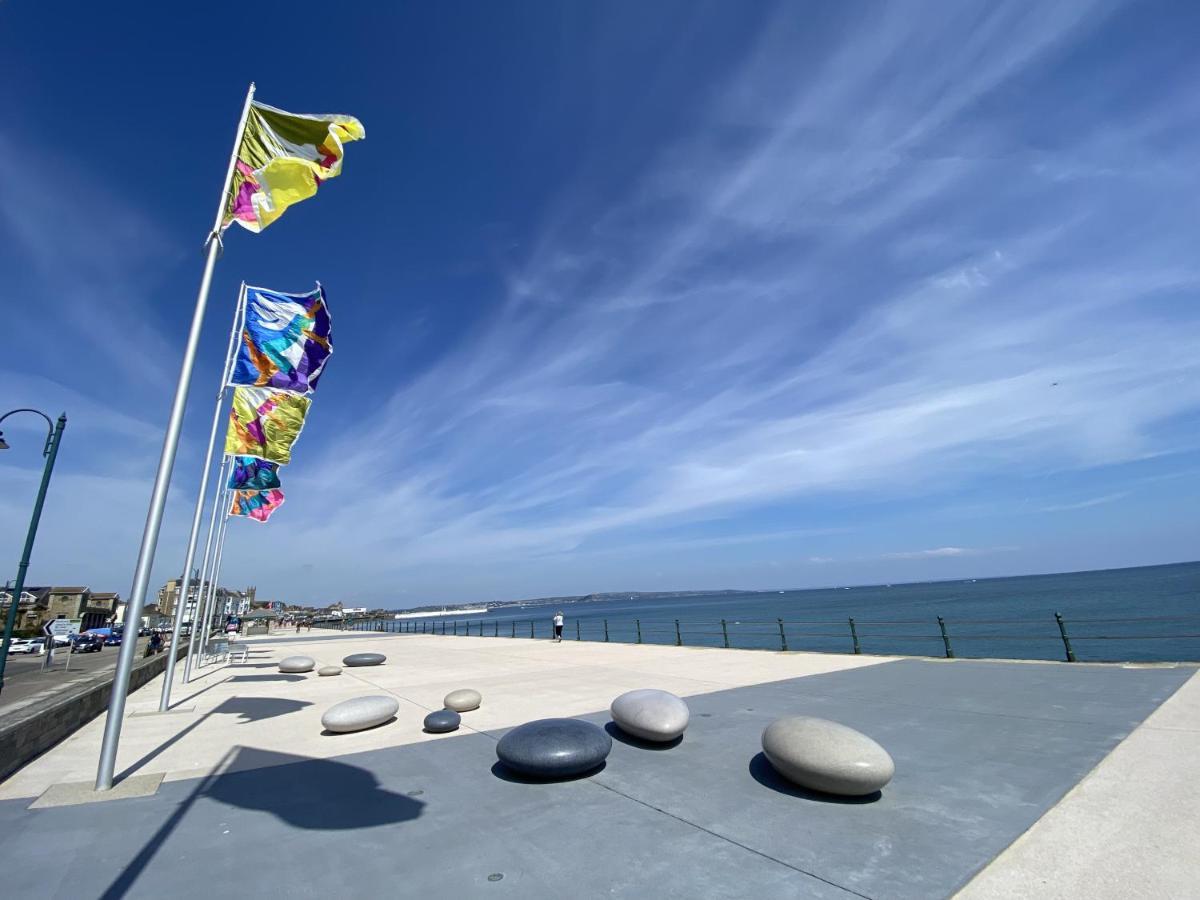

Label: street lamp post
[0,410,67,695]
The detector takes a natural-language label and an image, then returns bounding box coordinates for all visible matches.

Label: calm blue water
[362,561,1200,662]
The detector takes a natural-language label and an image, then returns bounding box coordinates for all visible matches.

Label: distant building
[0,585,121,632]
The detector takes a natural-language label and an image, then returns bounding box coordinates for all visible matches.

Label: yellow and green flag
[224,101,365,233]
[224,386,311,465]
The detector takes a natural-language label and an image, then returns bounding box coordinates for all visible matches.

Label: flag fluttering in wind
[224,386,311,465]
[231,284,332,393]
[223,101,365,233]
[229,488,286,523]
[227,455,282,491]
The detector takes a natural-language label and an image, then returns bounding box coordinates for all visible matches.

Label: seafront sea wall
[0,644,187,783]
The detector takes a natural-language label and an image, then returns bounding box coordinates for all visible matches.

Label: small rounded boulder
[761,716,894,796]
[444,688,481,712]
[610,689,690,743]
[318,665,342,677]
[496,718,612,779]
[423,709,461,733]
[321,695,400,733]
[279,656,315,673]
[342,652,386,667]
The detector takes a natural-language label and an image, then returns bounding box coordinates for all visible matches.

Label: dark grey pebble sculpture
[321,695,400,733]
[423,709,461,733]
[279,655,315,673]
[610,689,689,742]
[496,718,612,778]
[761,716,895,796]
[342,652,386,667]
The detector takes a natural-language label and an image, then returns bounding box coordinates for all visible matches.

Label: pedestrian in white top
[553,611,564,642]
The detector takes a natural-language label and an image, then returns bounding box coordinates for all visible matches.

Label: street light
[0,409,67,695]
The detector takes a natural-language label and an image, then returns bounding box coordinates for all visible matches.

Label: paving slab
[0,632,1193,898]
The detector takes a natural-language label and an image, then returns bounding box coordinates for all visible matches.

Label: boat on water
[394,606,488,619]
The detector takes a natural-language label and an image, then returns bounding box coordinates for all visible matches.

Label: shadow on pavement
[227,673,307,683]
[489,759,606,784]
[206,747,425,829]
[101,746,424,899]
[604,721,683,751]
[747,752,882,804]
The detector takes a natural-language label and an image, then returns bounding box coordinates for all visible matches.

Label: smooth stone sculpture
[279,655,315,673]
[342,652,386,667]
[318,665,342,676]
[321,695,400,733]
[496,718,612,778]
[610,689,690,742]
[423,709,461,733]
[761,716,895,796]
[444,688,481,712]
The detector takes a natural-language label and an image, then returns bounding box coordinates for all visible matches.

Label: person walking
[553,611,564,642]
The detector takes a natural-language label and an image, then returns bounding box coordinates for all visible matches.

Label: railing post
[529,620,534,639]
[494,620,499,637]
[511,620,516,638]
[1055,612,1077,662]
[721,618,729,648]
[635,619,642,644]
[603,619,609,642]
[777,618,788,652]
[937,616,954,659]
[675,619,682,646]
[848,617,860,654]
[453,620,458,636]
[576,620,581,641]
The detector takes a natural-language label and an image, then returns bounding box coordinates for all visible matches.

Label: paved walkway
[0,631,1194,898]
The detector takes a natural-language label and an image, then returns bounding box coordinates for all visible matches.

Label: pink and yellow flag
[223,386,311,465]
[230,488,286,524]
[223,101,365,233]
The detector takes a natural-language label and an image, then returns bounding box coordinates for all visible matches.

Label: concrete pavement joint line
[588,775,876,899]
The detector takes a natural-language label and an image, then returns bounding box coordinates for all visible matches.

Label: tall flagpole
[96,82,256,791]
[191,476,229,677]
[199,499,232,664]
[184,455,228,684]
[159,284,246,710]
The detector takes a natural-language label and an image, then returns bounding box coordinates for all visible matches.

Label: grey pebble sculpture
[318,665,342,676]
[342,652,386,667]
[443,688,481,712]
[321,695,400,733]
[279,656,315,673]
[423,709,461,733]
[610,689,689,742]
[496,718,612,778]
[761,716,895,796]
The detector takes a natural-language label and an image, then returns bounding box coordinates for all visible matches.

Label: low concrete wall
[0,645,187,783]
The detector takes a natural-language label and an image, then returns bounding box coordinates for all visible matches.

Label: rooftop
[0,632,1195,898]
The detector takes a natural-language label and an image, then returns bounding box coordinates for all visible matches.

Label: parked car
[72,633,104,653]
[6,638,42,655]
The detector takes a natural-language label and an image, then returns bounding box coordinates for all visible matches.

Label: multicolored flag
[227,455,282,491]
[230,488,286,523]
[230,284,332,393]
[224,387,311,465]
[223,101,365,234]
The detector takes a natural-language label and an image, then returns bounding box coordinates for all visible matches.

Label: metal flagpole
[96,82,256,791]
[159,284,246,710]
[199,500,232,664]
[184,455,228,684]
[192,477,229,675]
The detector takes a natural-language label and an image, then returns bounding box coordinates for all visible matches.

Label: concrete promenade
[0,630,1195,898]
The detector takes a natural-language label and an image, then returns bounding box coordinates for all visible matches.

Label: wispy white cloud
[1040,492,1131,513]
[882,546,1017,561]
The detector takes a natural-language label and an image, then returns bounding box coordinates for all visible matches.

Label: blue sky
[1,1,1198,608]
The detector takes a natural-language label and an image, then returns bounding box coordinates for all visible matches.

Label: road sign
[45,619,74,637]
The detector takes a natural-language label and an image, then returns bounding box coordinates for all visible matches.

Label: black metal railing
[314,611,1200,663]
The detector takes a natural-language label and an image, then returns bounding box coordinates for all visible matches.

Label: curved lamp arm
[0,409,57,457]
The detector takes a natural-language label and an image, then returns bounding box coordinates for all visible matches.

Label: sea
[371,561,1199,663]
